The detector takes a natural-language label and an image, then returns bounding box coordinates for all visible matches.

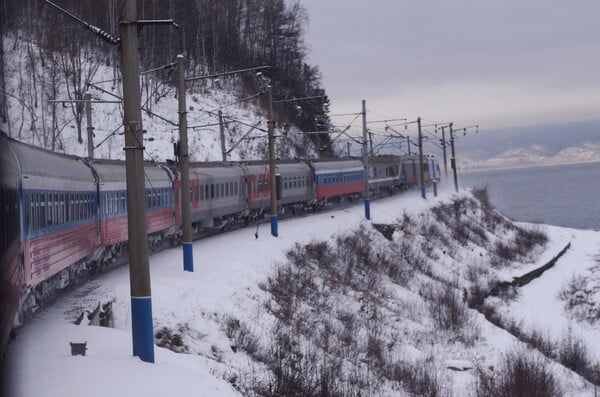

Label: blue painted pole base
[364,199,371,220]
[131,296,155,363]
[183,242,194,272]
[421,186,427,199]
[271,215,278,237]
[454,180,459,192]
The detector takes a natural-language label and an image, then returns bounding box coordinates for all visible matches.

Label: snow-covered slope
[5,187,600,396]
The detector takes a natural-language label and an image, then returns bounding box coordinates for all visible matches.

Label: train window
[65,194,70,224]
[39,192,46,229]
[28,192,33,232]
[47,193,54,228]
[210,184,214,199]
[55,193,60,225]
[74,193,78,222]
[57,193,62,225]
[121,192,126,213]
[234,182,238,195]
[79,193,83,221]
[225,182,229,197]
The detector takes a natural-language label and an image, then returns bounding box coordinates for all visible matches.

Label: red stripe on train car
[147,208,175,233]
[102,209,174,246]
[0,242,22,357]
[315,181,364,199]
[25,222,98,287]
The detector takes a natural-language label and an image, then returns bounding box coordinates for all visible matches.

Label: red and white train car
[1,134,24,356]
[91,159,175,247]
[10,138,99,305]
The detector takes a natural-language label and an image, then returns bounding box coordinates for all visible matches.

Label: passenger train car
[0,131,440,356]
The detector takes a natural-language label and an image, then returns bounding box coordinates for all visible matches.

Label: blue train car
[312,159,364,201]
[0,134,22,357]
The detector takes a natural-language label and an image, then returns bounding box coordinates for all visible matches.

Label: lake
[458,162,600,231]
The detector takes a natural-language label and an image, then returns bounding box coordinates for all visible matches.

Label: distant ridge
[457,120,600,170]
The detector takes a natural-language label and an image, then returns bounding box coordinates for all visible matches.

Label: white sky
[301,0,600,130]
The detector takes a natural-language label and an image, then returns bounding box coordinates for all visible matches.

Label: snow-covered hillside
[1,34,317,162]
[5,187,600,396]
[460,142,600,171]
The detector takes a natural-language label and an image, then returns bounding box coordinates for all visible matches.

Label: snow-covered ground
[4,186,600,396]
[491,225,600,358]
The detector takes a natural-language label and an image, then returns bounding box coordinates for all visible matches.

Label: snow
[496,226,600,356]
[4,185,600,396]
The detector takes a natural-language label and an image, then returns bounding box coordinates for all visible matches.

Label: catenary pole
[362,99,370,220]
[418,117,426,199]
[120,0,154,363]
[177,54,194,272]
[219,110,226,161]
[450,122,458,192]
[441,125,448,180]
[84,93,94,158]
[268,86,278,237]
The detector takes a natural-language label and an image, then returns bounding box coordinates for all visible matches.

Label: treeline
[0,0,332,154]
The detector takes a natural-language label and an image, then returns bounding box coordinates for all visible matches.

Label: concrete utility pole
[417,117,426,199]
[84,93,94,158]
[449,122,459,192]
[407,136,411,155]
[267,86,278,237]
[368,129,374,156]
[440,125,448,180]
[347,141,351,157]
[361,99,370,220]
[177,54,194,272]
[219,110,227,162]
[120,0,154,363]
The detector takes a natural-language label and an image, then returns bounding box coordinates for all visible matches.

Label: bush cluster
[476,349,560,397]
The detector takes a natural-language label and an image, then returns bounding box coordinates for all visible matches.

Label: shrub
[476,349,560,397]
[154,325,189,353]
[558,328,590,375]
[223,316,261,358]
[426,282,480,345]
[384,358,443,397]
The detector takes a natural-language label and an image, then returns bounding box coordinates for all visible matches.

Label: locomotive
[0,131,440,356]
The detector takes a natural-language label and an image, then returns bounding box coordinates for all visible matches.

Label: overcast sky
[301,0,600,133]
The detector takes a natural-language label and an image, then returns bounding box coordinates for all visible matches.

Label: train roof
[311,159,364,173]
[88,158,172,185]
[1,132,94,183]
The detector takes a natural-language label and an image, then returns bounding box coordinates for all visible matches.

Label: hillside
[1,33,319,163]
[0,0,331,161]
[5,189,600,396]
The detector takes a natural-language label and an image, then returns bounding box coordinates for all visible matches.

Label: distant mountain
[457,120,600,170]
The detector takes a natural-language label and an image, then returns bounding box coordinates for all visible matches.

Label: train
[0,131,440,356]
